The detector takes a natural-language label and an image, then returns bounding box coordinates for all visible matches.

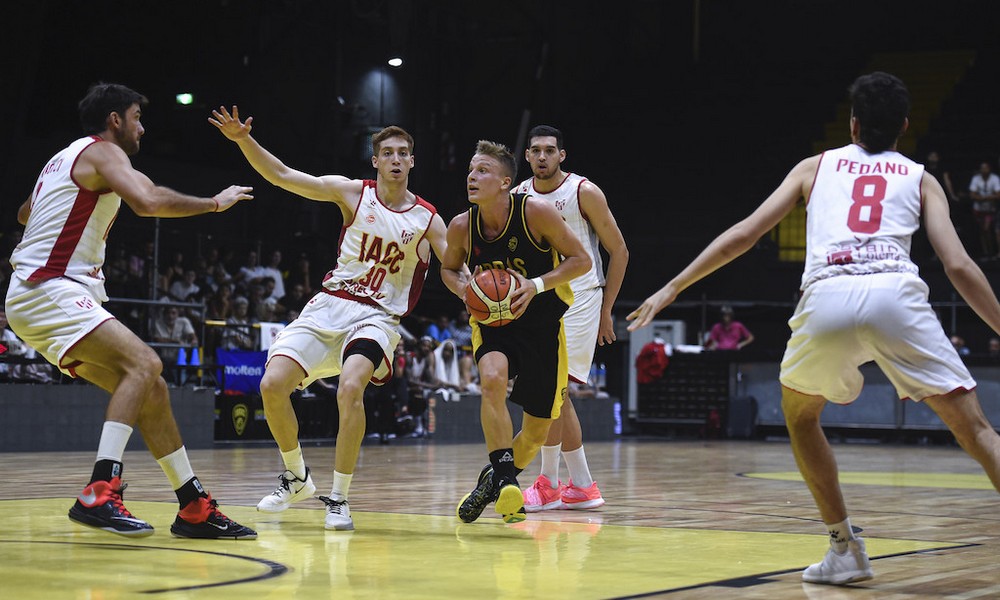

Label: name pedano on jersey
[513,173,604,293]
[801,144,924,290]
[10,136,121,299]
[322,180,436,317]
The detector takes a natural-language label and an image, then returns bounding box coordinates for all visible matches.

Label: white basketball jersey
[10,136,121,298]
[513,173,604,293]
[322,180,437,317]
[801,144,923,290]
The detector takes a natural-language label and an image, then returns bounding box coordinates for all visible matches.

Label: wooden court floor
[1,438,998,599]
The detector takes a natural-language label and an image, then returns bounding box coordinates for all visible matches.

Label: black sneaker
[456,464,497,523]
[170,495,257,540]
[68,477,154,537]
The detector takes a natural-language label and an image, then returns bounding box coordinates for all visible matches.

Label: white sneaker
[320,495,355,531]
[256,468,316,512]
[802,538,874,585]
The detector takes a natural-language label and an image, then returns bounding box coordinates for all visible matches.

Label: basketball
[464,268,519,327]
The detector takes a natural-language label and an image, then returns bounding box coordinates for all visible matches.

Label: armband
[531,277,545,294]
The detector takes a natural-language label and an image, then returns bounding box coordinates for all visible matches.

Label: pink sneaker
[561,480,605,510]
[522,475,565,512]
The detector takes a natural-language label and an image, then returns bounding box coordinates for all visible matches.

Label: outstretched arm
[80,142,252,218]
[924,173,1000,334]
[209,105,362,211]
[627,156,817,330]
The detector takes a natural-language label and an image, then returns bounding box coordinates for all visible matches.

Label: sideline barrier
[0,384,214,452]
[212,391,620,444]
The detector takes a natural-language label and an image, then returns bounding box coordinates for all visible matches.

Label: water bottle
[597,362,607,390]
[589,362,598,387]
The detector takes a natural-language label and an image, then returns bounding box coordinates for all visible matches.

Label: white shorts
[266,292,400,389]
[4,275,115,376]
[564,286,603,383]
[780,272,975,403]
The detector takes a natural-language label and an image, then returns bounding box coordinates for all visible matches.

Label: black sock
[175,476,208,508]
[489,448,517,485]
[89,460,123,484]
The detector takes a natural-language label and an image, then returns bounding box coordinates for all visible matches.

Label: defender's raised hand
[209,105,253,141]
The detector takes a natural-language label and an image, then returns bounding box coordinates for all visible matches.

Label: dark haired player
[8,83,255,539]
[628,72,1000,584]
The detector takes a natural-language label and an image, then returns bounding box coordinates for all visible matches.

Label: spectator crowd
[0,232,496,442]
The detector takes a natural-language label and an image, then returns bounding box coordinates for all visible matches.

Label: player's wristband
[531,277,545,294]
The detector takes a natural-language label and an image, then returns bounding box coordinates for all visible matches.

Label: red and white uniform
[514,173,603,293]
[780,144,974,403]
[322,180,435,316]
[6,136,120,375]
[514,173,602,383]
[800,144,921,291]
[268,180,437,388]
[11,136,120,298]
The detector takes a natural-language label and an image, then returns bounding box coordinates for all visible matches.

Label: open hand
[209,105,253,141]
[626,285,677,331]
[213,185,254,212]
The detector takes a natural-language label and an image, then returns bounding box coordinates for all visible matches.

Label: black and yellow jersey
[466,192,573,325]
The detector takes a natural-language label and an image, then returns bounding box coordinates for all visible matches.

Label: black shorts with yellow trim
[472,316,568,419]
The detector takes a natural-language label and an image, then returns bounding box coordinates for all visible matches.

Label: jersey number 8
[847,175,887,234]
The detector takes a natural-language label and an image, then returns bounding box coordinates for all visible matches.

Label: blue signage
[215,349,266,394]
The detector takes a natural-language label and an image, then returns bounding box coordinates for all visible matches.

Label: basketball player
[513,125,628,511]
[440,140,591,523]
[7,83,256,539]
[627,72,1000,585]
[210,106,453,531]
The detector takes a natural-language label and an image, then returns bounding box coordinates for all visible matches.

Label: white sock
[539,444,561,485]
[330,471,353,501]
[96,421,133,463]
[281,445,307,480]
[827,517,855,553]
[563,445,594,488]
[156,446,195,491]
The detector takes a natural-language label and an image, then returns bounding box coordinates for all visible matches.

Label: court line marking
[0,539,287,594]
[4,499,982,596]
[739,471,995,490]
[605,544,981,598]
